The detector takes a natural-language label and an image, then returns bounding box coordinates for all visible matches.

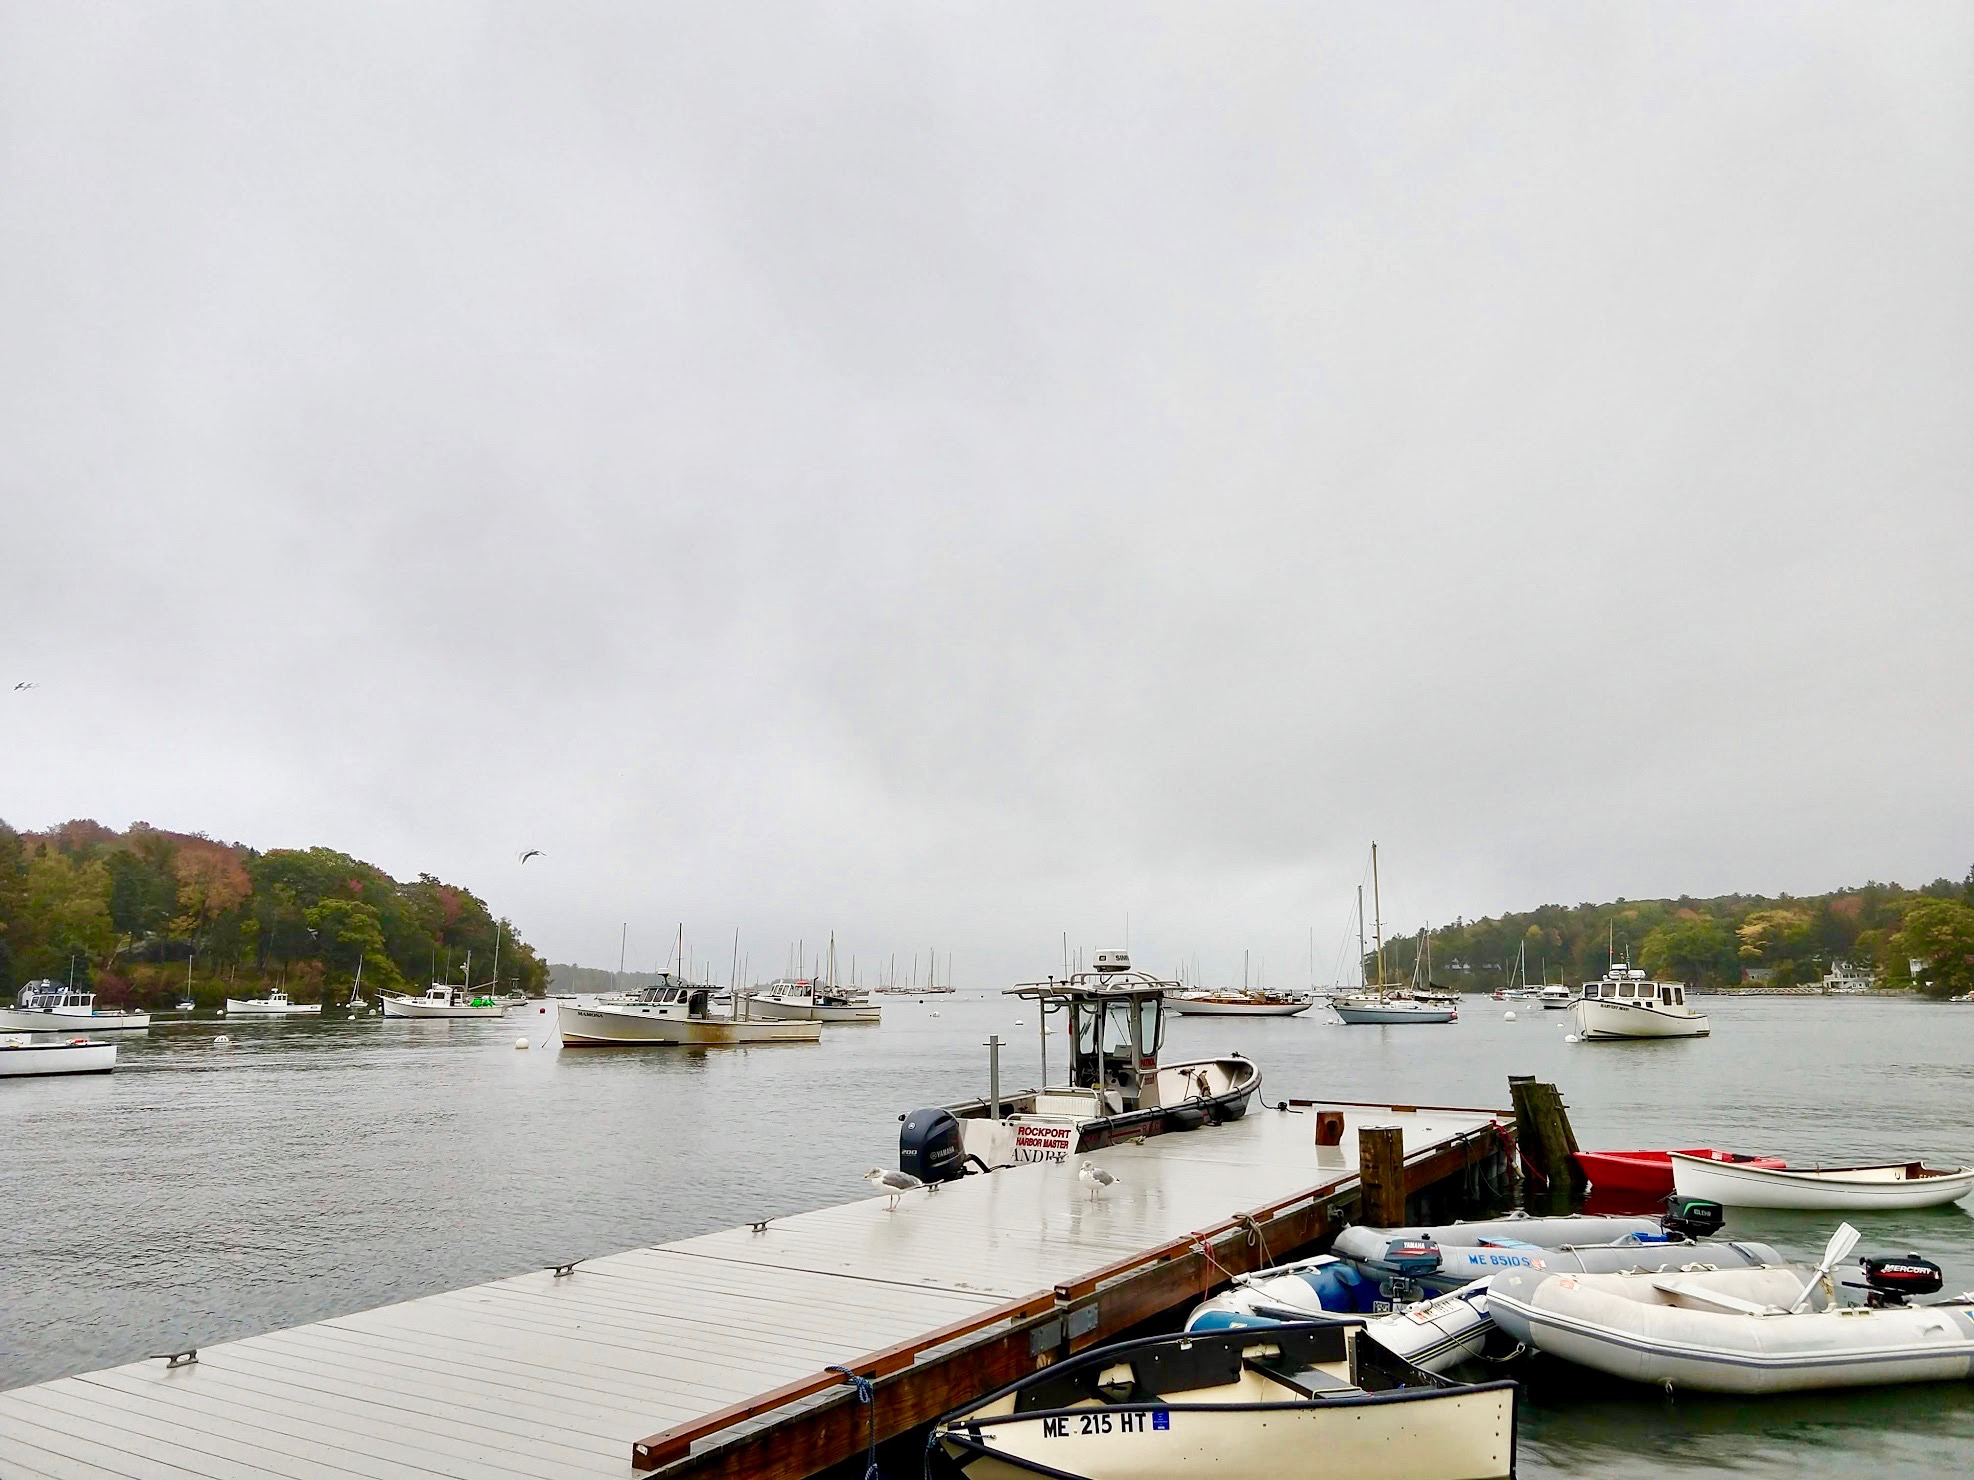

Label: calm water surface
[7,993,1973,1476]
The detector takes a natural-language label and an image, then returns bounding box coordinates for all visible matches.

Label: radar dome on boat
[1092,950,1131,974]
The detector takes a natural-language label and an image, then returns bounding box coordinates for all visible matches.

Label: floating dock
[0,1099,1511,1480]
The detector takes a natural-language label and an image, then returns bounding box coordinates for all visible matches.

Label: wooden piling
[1508,1077,1586,1201]
[1357,1124,1407,1226]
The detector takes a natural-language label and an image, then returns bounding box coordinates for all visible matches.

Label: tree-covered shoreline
[0,818,547,1007]
[1371,871,1974,998]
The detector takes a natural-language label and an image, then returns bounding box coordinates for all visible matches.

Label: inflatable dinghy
[1488,1254,1974,1394]
[1187,1264,1496,1373]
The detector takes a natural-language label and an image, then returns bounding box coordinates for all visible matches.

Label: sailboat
[1331,845,1458,1025]
[346,954,370,1015]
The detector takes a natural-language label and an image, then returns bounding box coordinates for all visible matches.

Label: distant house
[1742,966,1776,984]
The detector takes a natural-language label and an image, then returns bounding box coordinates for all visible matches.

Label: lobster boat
[0,981,151,1032]
[898,955,1259,1178]
[930,1319,1517,1480]
[1,1034,118,1078]
[558,979,821,1046]
[223,987,321,1017]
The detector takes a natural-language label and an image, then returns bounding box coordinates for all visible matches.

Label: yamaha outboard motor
[1660,1195,1726,1242]
[899,1108,967,1183]
[1852,1254,1944,1308]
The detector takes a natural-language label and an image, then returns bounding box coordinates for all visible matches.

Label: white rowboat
[1670,1152,1974,1210]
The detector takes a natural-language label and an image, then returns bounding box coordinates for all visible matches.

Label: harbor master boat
[898,954,1259,1178]
[930,1319,1516,1480]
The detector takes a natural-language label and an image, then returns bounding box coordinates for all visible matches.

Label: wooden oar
[1650,1278,1780,1316]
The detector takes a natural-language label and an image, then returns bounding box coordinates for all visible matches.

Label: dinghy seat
[1248,1360,1362,1399]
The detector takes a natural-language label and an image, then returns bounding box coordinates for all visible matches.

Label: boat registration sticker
[1153,1410,1169,1431]
[1555,1275,1578,1291]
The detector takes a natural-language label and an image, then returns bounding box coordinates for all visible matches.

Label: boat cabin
[1010,967,1170,1114]
[626,981,716,1018]
[1584,970,1688,1008]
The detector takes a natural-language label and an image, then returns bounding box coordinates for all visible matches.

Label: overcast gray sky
[3,2,1969,986]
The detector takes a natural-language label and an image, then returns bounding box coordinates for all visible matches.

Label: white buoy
[514,1036,530,1050]
[1504,1011,1518,1022]
[1014,1019,1024,1026]
[1564,1033,1580,1043]
[213,1034,232,1047]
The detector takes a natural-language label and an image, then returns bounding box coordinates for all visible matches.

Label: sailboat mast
[1371,841,1386,987]
[491,922,501,994]
[1357,885,1367,989]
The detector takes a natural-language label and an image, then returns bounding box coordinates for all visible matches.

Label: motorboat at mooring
[0,981,151,1033]
[746,979,881,1023]
[1570,968,1709,1039]
[1489,1224,1974,1394]
[558,978,822,1046]
[381,939,510,1018]
[1670,1151,1974,1210]
[223,987,321,1017]
[1,1034,119,1078]
[930,1319,1517,1480]
[898,954,1259,1178]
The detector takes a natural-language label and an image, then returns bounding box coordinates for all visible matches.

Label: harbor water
[7,993,1974,1476]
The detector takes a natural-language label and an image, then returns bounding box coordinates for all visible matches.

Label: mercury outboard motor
[898,1108,967,1183]
[1852,1254,1944,1308]
[1660,1195,1726,1241]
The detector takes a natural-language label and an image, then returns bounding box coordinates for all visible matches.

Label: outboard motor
[1379,1238,1444,1278]
[1660,1195,1726,1242]
[898,1108,967,1183]
[1853,1254,1944,1308]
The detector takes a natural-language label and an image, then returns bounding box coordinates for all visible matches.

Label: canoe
[1488,1264,1974,1394]
[1670,1152,1974,1210]
[1186,1261,1498,1373]
[931,1319,1517,1480]
[1575,1148,1786,1198]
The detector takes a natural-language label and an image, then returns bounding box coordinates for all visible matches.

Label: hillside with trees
[0,818,547,1008]
[1369,870,1974,998]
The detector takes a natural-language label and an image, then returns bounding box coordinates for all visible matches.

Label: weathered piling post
[1358,1124,1407,1226]
[1509,1076,1586,1210]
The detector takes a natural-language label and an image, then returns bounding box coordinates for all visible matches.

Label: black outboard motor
[1853,1254,1944,1308]
[899,1108,967,1183]
[1661,1195,1726,1241]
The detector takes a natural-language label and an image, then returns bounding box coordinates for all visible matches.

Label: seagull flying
[1078,1161,1120,1203]
[13,682,35,690]
[863,1167,925,1211]
[518,849,543,863]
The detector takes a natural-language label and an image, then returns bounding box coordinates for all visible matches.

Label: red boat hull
[1574,1147,1787,1197]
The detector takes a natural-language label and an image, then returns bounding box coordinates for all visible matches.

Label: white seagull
[1078,1161,1120,1203]
[863,1167,925,1211]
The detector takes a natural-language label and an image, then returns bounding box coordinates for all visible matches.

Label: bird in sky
[1078,1161,1120,1202]
[863,1167,925,1211]
[518,849,543,863]
[13,681,36,690]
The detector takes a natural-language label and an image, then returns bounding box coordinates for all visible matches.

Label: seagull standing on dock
[1078,1161,1120,1202]
[863,1167,925,1211]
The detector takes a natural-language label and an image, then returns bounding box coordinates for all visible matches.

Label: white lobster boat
[745,979,881,1023]
[1,1034,119,1077]
[1488,1239,1974,1394]
[380,984,506,1019]
[223,988,321,1017]
[0,982,151,1032]
[1670,1151,1974,1210]
[1570,968,1708,1040]
[558,980,821,1046]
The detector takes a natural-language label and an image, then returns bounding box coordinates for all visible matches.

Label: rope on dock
[825,1365,880,1480]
